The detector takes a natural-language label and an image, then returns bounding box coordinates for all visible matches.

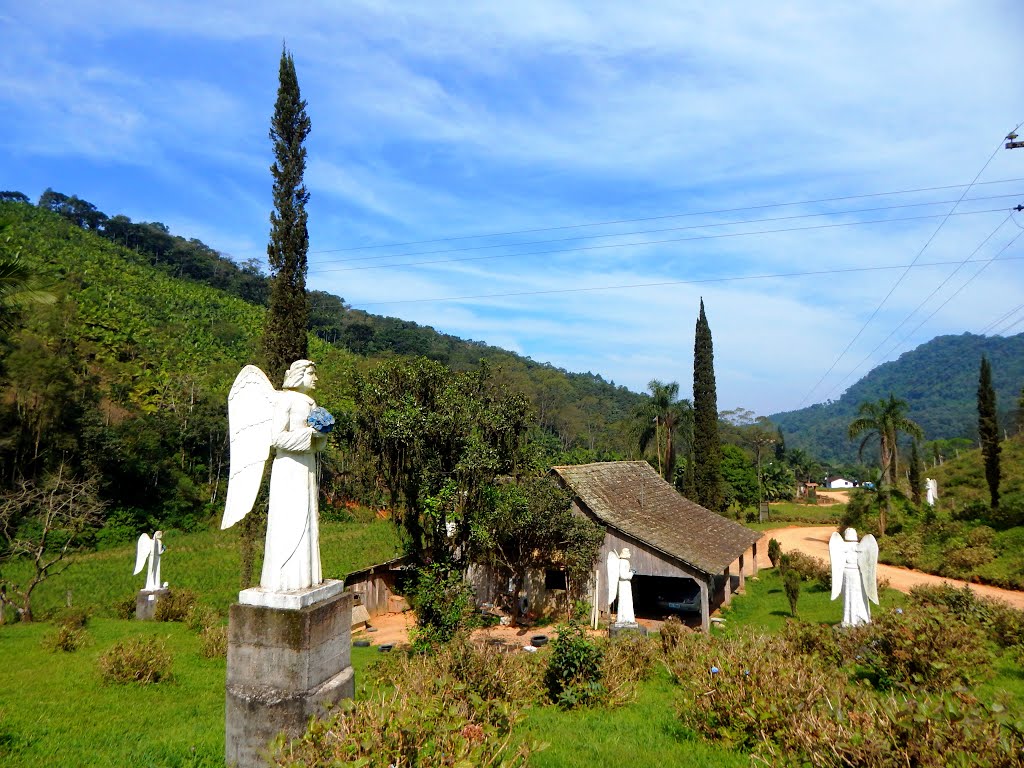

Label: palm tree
[0,224,53,336]
[847,394,924,535]
[634,380,693,482]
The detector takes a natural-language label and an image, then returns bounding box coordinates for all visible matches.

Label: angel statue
[134,531,166,591]
[829,528,879,626]
[221,360,333,593]
[606,547,636,625]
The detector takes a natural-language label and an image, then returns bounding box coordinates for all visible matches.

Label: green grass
[0,619,382,768]
[3,519,402,620]
[517,669,747,768]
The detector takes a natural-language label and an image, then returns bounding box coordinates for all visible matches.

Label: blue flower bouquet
[307,406,335,434]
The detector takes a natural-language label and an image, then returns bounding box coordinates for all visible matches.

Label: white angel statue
[829,528,879,626]
[606,547,636,625]
[134,531,165,592]
[221,360,330,593]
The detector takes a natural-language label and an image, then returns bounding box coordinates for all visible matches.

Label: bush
[600,633,659,706]
[98,637,172,684]
[113,593,136,620]
[767,538,781,567]
[270,638,540,767]
[544,621,604,708]
[185,604,220,633]
[153,588,198,622]
[785,551,832,591]
[53,607,90,629]
[841,604,992,692]
[41,624,86,653]
[782,568,801,617]
[880,531,923,568]
[659,614,688,655]
[199,625,227,659]
[909,584,1024,648]
[409,564,476,651]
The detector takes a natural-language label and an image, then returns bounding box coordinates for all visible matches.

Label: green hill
[771,333,1024,463]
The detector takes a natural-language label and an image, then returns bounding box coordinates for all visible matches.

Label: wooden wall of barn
[346,572,396,617]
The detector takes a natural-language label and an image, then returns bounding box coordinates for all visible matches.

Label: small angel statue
[221,360,331,593]
[134,531,165,591]
[606,547,636,625]
[829,528,879,626]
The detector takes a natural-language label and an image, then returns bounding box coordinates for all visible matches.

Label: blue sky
[2,2,1022,415]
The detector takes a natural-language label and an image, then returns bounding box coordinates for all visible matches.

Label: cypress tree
[908,439,923,506]
[262,46,311,381]
[978,355,1001,509]
[692,299,723,512]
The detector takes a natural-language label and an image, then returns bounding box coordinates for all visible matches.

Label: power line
[349,254,1024,307]
[311,207,1009,274]
[309,192,1022,268]
[796,124,1021,407]
[309,177,1024,255]
[820,215,1016,400]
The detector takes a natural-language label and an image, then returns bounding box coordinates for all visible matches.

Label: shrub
[785,551,832,591]
[545,621,604,708]
[41,624,86,653]
[782,568,801,616]
[153,588,198,622]
[909,584,1024,648]
[98,638,172,684]
[185,604,220,633]
[781,620,841,666]
[270,639,541,767]
[767,538,781,567]
[880,531,923,568]
[600,633,659,706]
[200,625,227,659]
[113,593,136,620]
[409,564,476,651]
[659,614,688,655]
[53,607,90,629]
[840,604,992,692]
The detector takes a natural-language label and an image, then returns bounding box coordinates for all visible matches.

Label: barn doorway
[631,574,703,623]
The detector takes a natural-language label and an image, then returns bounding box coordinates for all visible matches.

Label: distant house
[549,461,762,631]
[827,477,855,489]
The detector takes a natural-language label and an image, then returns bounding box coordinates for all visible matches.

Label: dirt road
[759,525,1024,610]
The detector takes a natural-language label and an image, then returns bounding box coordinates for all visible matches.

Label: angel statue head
[282,360,317,392]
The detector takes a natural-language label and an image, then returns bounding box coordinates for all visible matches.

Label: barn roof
[551,461,761,576]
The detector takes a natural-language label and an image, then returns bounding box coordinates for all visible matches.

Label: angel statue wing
[221,365,276,530]
[606,550,620,606]
[828,531,845,601]
[134,533,152,575]
[858,534,879,605]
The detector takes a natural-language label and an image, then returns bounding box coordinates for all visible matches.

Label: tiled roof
[552,461,761,575]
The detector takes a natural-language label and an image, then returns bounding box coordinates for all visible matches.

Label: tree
[0,222,54,339]
[633,379,692,482]
[262,46,311,381]
[978,355,1001,509]
[908,439,924,506]
[692,299,723,511]
[354,357,531,565]
[847,394,923,535]
[0,468,105,622]
[469,477,603,623]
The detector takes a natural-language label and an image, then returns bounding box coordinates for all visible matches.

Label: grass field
[3,528,1022,767]
[2,518,402,620]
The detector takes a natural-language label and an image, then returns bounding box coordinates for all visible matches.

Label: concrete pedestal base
[135,588,169,620]
[225,587,354,768]
[608,621,647,638]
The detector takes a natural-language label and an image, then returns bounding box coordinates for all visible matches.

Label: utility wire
[820,215,1015,400]
[309,193,1021,267]
[309,177,1024,254]
[349,255,1024,307]
[311,207,1009,274]
[796,124,1021,408]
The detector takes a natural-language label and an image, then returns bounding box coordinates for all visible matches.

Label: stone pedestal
[225,582,354,768]
[135,588,169,620]
[608,621,647,638]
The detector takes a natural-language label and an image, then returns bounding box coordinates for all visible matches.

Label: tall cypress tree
[692,299,723,512]
[262,46,311,381]
[978,355,1001,509]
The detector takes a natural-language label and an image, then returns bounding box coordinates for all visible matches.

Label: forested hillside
[771,333,1024,463]
[0,199,643,534]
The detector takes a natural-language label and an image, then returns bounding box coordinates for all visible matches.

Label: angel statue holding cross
[221,360,334,593]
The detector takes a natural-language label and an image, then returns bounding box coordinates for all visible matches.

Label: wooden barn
[343,555,414,618]
[552,461,763,631]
